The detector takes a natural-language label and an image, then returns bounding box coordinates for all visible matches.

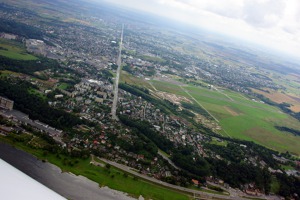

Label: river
[0,142,135,200]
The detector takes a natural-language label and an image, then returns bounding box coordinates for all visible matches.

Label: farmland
[128,76,300,155]
[184,83,300,155]
[252,88,300,112]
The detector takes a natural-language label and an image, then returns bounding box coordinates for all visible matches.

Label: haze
[105,0,300,58]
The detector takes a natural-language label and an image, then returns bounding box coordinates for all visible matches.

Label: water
[0,142,135,200]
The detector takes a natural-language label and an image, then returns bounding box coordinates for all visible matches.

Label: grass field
[28,88,47,100]
[186,85,300,155]
[139,78,300,155]
[0,136,190,200]
[210,138,228,146]
[120,71,153,90]
[117,72,300,154]
[138,55,166,64]
[0,38,37,60]
[0,70,22,77]
[58,83,71,90]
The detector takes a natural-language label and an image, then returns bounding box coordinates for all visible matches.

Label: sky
[104,0,300,58]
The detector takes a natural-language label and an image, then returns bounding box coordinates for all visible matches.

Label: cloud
[242,0,285,28]
[104,0,300,57]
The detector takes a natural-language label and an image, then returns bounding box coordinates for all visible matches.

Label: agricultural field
[252,70,300,112]
[252,88,300,112]
[185,85,300,155]
[0,38,37,60]
[141,78,300,155]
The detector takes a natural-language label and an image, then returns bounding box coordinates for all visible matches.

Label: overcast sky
[105,0,300,58]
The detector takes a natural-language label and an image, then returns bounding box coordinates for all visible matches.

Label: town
[0,1,299,200]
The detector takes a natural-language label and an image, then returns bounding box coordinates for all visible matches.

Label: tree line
[0,55,60,75]
[0,19,45,40]
[0,78,88,130]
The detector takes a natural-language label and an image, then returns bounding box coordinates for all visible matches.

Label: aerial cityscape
[0,0,299,199]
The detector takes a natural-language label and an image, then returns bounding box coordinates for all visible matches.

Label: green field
[143,79,300,155]
[0,39,37,60]
[185,85,300,154]
[120,71,153,89]
[58,83,71,90]
[115,65,300,155]
[210,138,228,146]
[138,55,166,63]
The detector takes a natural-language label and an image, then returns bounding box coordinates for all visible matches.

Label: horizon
[101,0,300,60]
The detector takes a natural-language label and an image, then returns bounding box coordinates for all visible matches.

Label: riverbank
[0,137,190,200]
[0,142,135,200]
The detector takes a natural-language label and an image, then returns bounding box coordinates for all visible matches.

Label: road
[111,24,124,120]
[91,156,249,200]
[0,143,135,200]
[214,87,234,102]
[157,151,181,170]
[143,102,148,119]
[92,156,279,200]
[0,109,63,142]
[179,85,220,122]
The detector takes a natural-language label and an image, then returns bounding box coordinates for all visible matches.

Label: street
[91,155,247,200]
[111,24,124,120]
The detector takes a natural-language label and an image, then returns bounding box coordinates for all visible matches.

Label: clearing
[0,38,37,60]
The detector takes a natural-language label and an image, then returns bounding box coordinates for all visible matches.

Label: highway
[111,24,124,120]
[91,155,248,200]
[157,151,181,170]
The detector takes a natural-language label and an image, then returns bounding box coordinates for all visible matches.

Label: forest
[0,18,44,40]
[0,55,60,75]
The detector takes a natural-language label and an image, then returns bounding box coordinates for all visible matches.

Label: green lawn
[120,71,152,90]
[150,80,186,96]
[138,55,166,63]
[210,138,228,146]
[280,164,295,170]
[61,158,190,200]
[28,88,47,100]
[58,83,71,90]
[0,39,37,60]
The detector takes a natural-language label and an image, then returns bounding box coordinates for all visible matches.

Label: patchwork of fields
[125,74,300,155]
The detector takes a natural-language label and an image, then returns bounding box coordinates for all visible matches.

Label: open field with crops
[123,74,300,155]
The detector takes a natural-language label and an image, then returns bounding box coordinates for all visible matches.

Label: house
[0,126,13,134]
[165,171,171,177]
[192,179,199,186]
[54,94,64,99]
[0,96,14,110]
[95,97,103,103]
